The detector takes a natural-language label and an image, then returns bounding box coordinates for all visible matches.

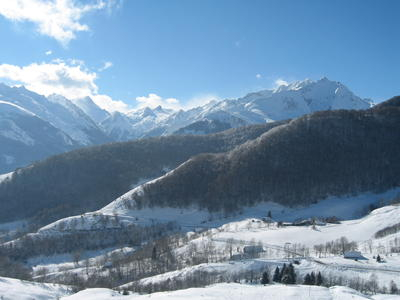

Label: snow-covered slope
[0,171,14,184]
[33,170,400,238]
[0,84,109,146]
[0,83,112,172]
[70,96,110,124]
[100,111,138,141]
[60,283,394,300]
[0,100,38,146]
[0,276,71,300]
[44,94,110,145]
[0,100,78,172]
[202,204,400,248]
[123,260,273,289]
[0,276,391,300]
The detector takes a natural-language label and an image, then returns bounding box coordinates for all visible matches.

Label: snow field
[61,283,398,300]
[0,276,71,300]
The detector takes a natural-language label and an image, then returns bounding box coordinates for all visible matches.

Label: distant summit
[112,77,372,138]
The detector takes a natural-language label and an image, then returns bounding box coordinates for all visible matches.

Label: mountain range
[0,78,371,173]
[1,94,398,230]
[3,95,400,258]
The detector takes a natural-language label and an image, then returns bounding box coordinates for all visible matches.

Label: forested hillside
[0,122,286,225]
[120,97,400,213]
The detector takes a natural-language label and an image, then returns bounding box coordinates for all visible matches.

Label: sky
[0,0,399,112]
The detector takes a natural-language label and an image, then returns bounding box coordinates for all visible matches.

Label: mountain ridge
[0,78,372,172]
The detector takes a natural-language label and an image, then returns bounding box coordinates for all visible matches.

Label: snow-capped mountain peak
[102,77,372,140]
[71,96,110,124]
[127,105,175,120]
[273,78,314,92]
[140,107,157,118]
[236,77,372,121]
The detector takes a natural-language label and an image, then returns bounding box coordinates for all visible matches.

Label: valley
[1,1,399,298]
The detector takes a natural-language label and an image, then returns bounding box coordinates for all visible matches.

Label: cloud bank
[134,93,219,111]
[0,57,219,114]
[0,59,129,112]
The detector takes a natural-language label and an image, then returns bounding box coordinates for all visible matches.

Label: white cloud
[98,61,113,72]
[256,74,262,79]
[135,93,181,110]
[0,0,119,45]
[45,50,52,56]
[0,60,129,112]
[92,94,130,112]
[184,94,219,109]
[274,78,289,87]
[0,60,97,98]
[134,93,220,111]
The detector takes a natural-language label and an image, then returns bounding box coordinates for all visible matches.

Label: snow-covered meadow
[2,280,396,300]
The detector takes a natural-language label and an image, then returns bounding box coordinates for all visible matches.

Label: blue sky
[0,0,399,111]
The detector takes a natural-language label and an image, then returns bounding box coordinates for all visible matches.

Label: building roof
[344,251,367,260]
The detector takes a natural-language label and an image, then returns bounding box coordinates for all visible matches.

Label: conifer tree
[281,263,296,284]
[272,266,281,282]
[390,280,398,294]
[280,264,287,277]
[316,272,323,286]
[151,246,157,260]
[261,271,269,285]
[310,271,316,285]
[304,273,311,285]
[288,263,296,284]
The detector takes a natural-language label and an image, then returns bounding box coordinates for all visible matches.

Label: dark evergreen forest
[134,97,400,212]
